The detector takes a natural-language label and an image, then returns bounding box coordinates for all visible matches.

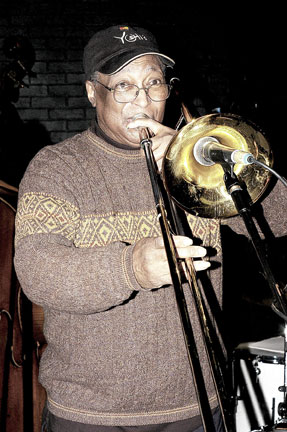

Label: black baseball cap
[83,24,175,79]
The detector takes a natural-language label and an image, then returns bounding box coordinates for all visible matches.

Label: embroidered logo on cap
[114,28,148,44]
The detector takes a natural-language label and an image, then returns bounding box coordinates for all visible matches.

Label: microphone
[193,136,255,166]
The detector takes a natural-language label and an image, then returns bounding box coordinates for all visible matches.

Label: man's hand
[132,235,210,290]
[127,117,175,170]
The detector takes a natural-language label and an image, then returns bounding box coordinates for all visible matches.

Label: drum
[234,336,286,431]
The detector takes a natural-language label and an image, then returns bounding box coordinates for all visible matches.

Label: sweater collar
[92,118,139,151]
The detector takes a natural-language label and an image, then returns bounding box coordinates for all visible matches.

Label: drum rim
[234,350,285,364]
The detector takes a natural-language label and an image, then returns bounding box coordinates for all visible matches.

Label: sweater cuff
[121,244,152,292]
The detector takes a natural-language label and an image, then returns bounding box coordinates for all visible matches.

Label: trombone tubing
[140,136,224,432]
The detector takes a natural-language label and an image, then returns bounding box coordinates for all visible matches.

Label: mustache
[131,113,150,121]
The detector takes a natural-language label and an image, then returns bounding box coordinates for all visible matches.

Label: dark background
[1,0,286,348]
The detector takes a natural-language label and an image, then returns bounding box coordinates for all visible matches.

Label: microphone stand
[273,325,287,431]
[222,163,287,430]
[222,163,287,320]
[221,162,287,432]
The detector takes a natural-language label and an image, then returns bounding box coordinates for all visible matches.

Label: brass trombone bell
[162,113,273,219]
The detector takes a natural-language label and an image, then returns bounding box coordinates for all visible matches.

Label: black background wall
[1,1,285,147]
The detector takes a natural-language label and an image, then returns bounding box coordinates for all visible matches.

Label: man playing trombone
[14,24,286,432]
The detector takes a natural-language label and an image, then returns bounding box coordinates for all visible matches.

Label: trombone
[138,106,279,431]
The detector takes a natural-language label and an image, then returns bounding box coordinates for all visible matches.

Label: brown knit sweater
[13,128,285,426]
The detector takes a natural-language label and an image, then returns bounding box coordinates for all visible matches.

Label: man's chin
[123,129,142,148]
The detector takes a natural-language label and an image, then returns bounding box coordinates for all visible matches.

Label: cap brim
[100,49,175,75]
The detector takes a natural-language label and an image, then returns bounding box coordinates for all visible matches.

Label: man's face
[86,55,166,148]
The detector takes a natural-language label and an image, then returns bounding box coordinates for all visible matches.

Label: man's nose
[133,88,150,107]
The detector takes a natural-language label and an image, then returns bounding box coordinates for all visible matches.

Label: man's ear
[86,81,97,107]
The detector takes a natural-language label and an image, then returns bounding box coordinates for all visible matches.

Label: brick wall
[1,0,96,144]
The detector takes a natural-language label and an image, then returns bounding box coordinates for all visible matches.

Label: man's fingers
[176,245,207,259]
[193,259,211,271]
[154,235,207,260]
[127,118,163,136]
[172,235,193,247]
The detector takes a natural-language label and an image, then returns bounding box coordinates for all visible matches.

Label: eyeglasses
[94,80,171,103]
